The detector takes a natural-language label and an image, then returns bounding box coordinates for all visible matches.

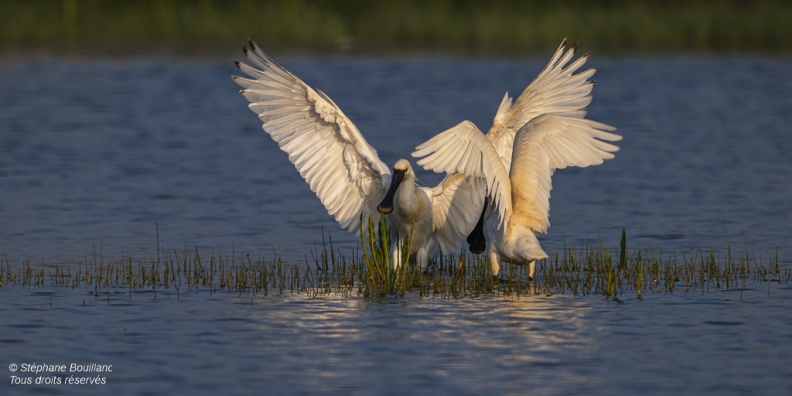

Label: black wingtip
[466,201,488,254]
[468,245,485,255]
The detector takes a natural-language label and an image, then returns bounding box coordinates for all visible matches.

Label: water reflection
[239,294,601,393]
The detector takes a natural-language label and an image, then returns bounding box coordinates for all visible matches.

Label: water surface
[2,284,791,395]
[1,51,791,395]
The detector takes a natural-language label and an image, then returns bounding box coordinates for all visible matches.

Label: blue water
[2,286,791,395]
[1,50,791,394]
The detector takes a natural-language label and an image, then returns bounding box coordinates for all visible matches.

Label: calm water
[1,51,791,394]
[2,286,791,395]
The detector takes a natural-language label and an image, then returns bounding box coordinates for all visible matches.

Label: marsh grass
[1,227,788,301]
[359,215,412,298]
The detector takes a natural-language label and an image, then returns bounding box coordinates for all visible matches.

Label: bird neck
[394,178,423,219]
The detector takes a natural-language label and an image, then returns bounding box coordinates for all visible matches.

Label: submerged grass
[1,227,788,301]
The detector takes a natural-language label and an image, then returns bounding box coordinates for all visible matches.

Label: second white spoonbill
[413,39,616,278]
[414,114,620,279]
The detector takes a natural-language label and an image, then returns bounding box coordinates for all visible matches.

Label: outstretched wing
[412,121,512,229]
[489,39,599,170]
[232,40,391,232]
[510,114,621,233]
[428,173,487,254]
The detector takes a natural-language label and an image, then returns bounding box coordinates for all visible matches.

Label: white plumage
[232,40,484,270]
[413,40,621,278]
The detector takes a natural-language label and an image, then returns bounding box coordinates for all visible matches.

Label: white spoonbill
[232,40,484,271]
[414,114,620,279]
[440,39,603,255]
[413,40,619,278]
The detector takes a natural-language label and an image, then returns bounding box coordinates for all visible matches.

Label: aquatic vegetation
[1,228,787,301]
[359,215,411,298]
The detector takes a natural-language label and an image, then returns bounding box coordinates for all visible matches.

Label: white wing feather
[429,174,487,253]
[488,39,599,170]
[413,121,512,229]
[510,114,621,233]
[233,40,390,232]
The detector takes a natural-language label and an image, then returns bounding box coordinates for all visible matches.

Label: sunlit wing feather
[488,39,599,170]
[413,121,512,229]
[428,174,487,253]
[232,40,390,232]
[509,114,621,233]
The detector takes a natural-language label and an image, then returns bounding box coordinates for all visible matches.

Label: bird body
[415,113,620,278]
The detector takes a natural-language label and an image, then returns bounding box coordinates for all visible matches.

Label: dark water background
[1,51,791,394]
